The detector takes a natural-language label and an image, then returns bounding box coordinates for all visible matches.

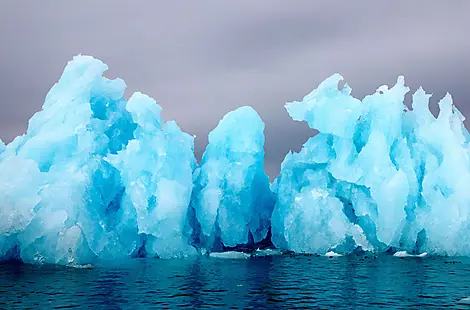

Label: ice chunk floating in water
[1,55,470,265]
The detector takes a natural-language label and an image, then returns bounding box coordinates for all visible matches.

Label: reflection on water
[1,255,470,309]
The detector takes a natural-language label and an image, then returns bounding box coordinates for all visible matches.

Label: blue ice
[272,74,470,256]
[0,56,196,264]
[1,55,469,266]
[190,106,274,251]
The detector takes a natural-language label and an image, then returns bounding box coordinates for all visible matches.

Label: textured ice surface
[106,92,197,259]
[190,106,275,251]
[272,74,470,256]
[0,56,196,264]
[1,55,469,265]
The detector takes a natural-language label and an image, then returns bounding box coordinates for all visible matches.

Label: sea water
[1,255,470,309]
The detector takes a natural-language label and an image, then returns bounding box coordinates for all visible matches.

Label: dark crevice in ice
[338,197,358,224]
[0,244,23,265]
[209,221,224,253]
[389,139,400,171]
[106,186,124,215]
[187,205,202,250]
[353,115,371,153]
[131,235,148,259]
[413,229,427,255]
[220,228,275,253]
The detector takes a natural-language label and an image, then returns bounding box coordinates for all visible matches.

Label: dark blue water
[1,255,470,309]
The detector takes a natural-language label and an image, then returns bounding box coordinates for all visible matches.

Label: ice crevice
[0,55,469,265]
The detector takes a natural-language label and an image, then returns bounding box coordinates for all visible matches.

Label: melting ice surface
[0,56,469,266]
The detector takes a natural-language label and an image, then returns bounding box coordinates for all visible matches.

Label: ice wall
[190,106,275,251]
[272,74,470,256]
[0,139,5,155]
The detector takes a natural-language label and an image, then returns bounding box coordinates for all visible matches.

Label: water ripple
[1,256,470,309]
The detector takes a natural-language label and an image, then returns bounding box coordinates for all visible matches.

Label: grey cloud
[1,1,469,178]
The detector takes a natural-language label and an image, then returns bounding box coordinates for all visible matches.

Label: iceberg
[0,56,196,264]
[190,106,275,251]
[272,74,470,256]
[1,55,470,265]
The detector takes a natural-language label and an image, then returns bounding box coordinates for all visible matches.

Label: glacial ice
[1,55,470,265]
[272,74,470,256]
[0,56,196,264]
[190,106,274,251]
[106,92,197,259]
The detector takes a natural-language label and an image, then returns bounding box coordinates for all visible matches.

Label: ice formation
[272,74,470,256]
[0,56,196,264]
[106,92,197,259]
[1,55,470,265]
[190,106,274,251]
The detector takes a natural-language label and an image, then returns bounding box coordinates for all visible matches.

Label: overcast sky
[1,1,469,177]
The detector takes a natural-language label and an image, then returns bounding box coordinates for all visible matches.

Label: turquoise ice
[1,55,470,265]
[190,106,275,251]
[0,56,196,264]
[272,74,470,256]
[106,92,197,259]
